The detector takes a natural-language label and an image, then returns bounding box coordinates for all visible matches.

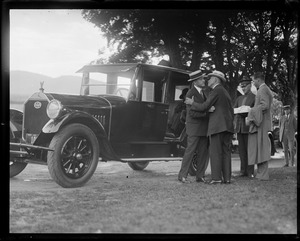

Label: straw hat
[188,70,207,82]
[207,70,226,82]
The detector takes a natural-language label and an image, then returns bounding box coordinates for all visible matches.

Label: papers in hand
[234,105,251,114]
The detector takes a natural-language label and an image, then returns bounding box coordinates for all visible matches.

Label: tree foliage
[82,6,298,106]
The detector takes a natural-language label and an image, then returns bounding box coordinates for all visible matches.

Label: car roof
[76,63,191,75]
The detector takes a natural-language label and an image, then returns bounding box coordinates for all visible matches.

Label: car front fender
[42,111,105,133]
[41,111,122,162]
[42,115,69,134]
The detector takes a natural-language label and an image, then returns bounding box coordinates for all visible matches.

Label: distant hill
[10,70,82,104]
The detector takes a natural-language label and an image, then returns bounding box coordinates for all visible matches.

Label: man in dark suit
[178,70,210,183]
[233,76,256,177]
[185,70,234,184]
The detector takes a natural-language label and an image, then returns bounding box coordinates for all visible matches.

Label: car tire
[268,132,276,156]
[10,110,27,178]
[10,132,28,178]
[127,161,150,170]
[10,161,27,178]
[47,123,99,188]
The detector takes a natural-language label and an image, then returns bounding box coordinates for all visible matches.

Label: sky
[10,9,106,78]
[9,9,256,94]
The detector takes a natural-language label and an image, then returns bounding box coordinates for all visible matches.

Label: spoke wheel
[48,123,99,188]
[60,136,93,179]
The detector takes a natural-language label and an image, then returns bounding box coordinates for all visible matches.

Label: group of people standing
[177,69,280,184]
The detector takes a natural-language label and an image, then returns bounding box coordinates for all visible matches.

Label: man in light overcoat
[247,72,273,180]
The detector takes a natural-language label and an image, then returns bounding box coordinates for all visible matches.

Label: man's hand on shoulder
[185,96,194,105]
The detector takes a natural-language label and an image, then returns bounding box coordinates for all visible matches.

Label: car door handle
[147,103,155,109]
[161,109,169,115]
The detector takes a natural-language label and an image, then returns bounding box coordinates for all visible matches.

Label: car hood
[46,93,126,109]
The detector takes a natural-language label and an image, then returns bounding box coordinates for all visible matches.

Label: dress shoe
[283,164,289,167]
[232,173,246,177]
[178,177,191,183]
[222,180,231,184]
[196,177,207,183]
[207,180,222,185]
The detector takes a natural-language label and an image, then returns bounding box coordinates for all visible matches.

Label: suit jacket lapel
[193,86,205,102]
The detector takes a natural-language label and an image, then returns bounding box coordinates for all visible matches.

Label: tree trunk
[190,20,208,71]
[265,11,276,88]
[163,32,184,69]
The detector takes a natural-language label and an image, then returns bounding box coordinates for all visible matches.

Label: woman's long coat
[248,83,273,165]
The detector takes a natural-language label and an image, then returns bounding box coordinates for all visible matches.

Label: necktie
[201,90,206,100]
[241,95,247,105]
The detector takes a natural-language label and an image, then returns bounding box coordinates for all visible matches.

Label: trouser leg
[209,134,222,181]
[242,134,254,176]
[195,136,209,179]
[221,132,232,182]
[178,135,199,179]
[237,133,248,175]
[247,133,257,176]
[288,139,295,165]
[247,164,255,177]
[282,136,289,165]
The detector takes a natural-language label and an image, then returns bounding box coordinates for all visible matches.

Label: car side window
[174,85,189,100]
[128,78,138,101]
[141,69,167,103]
[142,81,155,102]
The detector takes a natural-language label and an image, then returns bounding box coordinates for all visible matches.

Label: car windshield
[79,65,137,99]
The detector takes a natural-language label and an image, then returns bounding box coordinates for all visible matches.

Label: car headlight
[47,100,63,119]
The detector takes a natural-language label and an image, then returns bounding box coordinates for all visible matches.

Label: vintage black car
[10,63,201,188]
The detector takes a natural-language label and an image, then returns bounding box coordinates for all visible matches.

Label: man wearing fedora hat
[185,70,234,184]
[279,105,297,167]
[233,76,256,177]
[178,70,210,183]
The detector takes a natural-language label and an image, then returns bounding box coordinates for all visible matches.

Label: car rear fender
[37,112,121,161]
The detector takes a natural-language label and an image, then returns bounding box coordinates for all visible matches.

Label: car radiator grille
[23,98,50,143]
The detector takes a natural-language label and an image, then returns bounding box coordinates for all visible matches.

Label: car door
[108,65,168,141]
[127,66,168,142]
[137,79,169,141]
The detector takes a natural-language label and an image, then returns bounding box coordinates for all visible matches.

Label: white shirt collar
[211,83,220,89]
[194,85,203,94]
[259,83,266,88]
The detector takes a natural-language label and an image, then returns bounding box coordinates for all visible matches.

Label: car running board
[121,157,183,162]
